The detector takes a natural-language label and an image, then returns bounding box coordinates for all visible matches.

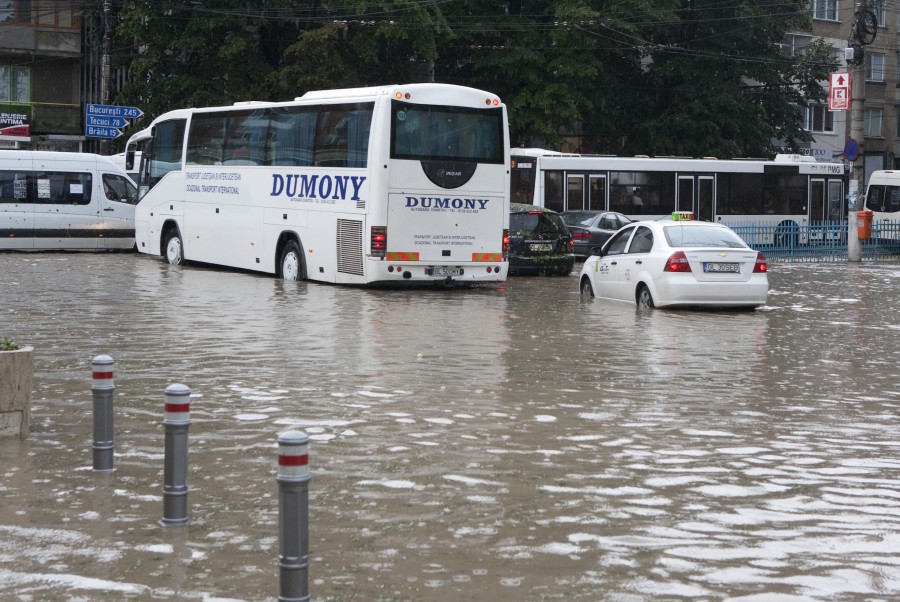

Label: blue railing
[724,220,900,262]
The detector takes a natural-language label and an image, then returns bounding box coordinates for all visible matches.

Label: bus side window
[866,185,885,211]
[0,171,31,203]
[103,174,138,205]
[888,186,900,211]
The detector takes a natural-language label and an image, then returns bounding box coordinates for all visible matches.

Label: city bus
[132,83,510,285]
[511,150,847,245]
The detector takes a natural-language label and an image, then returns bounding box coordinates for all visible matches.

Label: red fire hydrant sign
[829,72,850,111]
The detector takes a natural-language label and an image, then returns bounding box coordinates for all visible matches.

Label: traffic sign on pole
[844,138,859,162]
[85,125,123,139]
[829,72,850,111]
[86,103,143,120]
[86,115,130,129]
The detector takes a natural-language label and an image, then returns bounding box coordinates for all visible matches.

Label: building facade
[801,0,898,184]
[0,1,90,151]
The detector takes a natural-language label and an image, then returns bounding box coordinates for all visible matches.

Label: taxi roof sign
[671,211,694,221]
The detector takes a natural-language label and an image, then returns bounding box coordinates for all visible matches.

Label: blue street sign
[85,125,123,139]
[86,103,143,119]
[844,138,859,162]
[86,115,129,129]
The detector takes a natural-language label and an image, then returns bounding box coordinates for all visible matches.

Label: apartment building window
[0,65,30,102]
[812,0,838,21]
[0,1,78,28]
[871,0,885,27]
[806,104,834,133]
[780,34,811,56]
[865,107,883,137]
[867,53,885,82]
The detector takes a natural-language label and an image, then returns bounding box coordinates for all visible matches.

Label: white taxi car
[578,213,768,309]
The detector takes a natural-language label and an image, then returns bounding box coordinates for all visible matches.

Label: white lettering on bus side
[270,174,367,201]
[404,197,490,210]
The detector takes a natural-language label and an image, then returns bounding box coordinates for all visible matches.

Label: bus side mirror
[125,150,135,171]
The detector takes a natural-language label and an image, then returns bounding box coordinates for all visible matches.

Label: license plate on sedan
[529,243,552,252]
[429,266,463,277]
[703,262,739,273]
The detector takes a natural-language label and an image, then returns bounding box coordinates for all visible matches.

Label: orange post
[858,209,874,240]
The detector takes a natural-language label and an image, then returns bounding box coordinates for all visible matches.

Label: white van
[0,151,138,250]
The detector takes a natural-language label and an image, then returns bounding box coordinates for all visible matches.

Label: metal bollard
[277,430,310,602]
[91,355,115,472]
[160,383,191,527]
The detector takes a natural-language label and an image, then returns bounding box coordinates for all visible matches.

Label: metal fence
[724,220,900,262]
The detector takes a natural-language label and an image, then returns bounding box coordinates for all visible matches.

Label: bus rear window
[391,101,503,164]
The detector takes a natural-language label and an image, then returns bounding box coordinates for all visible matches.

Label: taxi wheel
[580,277,594,298]
[636,284,655,309]
[279,240,303,281]
[163,228,184,266]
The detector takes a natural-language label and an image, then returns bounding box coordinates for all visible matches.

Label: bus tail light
[502,229,509,259]
[663,251,692,273]
[371,226,387,258]
[753,252,767,273]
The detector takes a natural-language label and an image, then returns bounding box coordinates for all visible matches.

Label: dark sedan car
[560,210,633,259]
[508,203,575,276]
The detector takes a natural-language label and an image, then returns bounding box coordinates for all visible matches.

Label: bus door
[567,174,584,210]
[808,178,840,244]
[827,179,844,221]
[677,176,713,221]
[588,175,606,210]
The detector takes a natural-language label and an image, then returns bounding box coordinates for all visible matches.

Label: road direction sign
[86,103,143,119]
[85,125,123,139]
[86,115,130,129]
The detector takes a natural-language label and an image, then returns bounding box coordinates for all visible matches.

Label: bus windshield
[390,101,503,164]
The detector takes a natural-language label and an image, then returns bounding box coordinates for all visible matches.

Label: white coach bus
[0,151,138,250]
[132,83,510,285]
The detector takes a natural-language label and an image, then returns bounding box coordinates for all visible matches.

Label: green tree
[603,0,838,157]
[113,0,300,124]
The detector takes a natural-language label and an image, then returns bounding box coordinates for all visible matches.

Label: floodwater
[1,253,900,601]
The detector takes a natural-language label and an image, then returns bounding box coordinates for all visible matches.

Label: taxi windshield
[663,225,747,249]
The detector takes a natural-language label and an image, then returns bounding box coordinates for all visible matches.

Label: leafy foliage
[0,337,21,351]
[108,0,839,158]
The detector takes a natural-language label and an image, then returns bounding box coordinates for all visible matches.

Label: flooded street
[2,253,900,601]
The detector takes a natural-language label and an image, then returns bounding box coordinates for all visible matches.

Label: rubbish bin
[858,209,874,240]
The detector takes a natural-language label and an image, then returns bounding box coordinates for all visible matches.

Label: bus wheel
[580,277,594,299]
[636,284,654,309]
[163,228,184,265]
[279,240,303,281]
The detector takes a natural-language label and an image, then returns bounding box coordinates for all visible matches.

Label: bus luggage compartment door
[386,192,505,264]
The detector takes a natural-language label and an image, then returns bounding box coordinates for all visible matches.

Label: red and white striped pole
[277,430,310,602]
[160,383,191,526]
[91,355,115,472]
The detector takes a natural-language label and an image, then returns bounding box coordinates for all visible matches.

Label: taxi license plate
[430,266,462,277]
[530,243,552,252]
[704,262,739,273]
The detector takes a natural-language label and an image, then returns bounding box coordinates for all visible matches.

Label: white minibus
[0,151,138,250]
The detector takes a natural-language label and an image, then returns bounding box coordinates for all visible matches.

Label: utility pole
[847,59,864,262]
[846,1,877,262]
[99,0,111,156]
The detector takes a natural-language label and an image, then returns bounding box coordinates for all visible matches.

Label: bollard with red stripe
[277,430,310,602]
[91,355,115,472]
[160,383,191,526]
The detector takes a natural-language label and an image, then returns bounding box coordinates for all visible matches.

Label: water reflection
[1,254,900,600]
